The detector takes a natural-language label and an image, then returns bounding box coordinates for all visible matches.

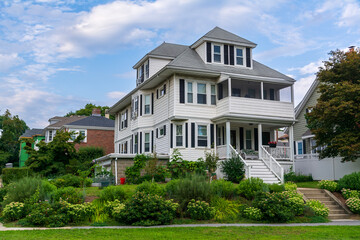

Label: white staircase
[245,159,280,184]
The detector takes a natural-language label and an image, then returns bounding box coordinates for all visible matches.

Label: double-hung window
[213,44,221,63]
[187,82,193,103]
[197,83,207,104]
[246,130,252,149]
[211,85,216,105]
[198,125,208,147]
[145,61,149,79]
[48,130,53,141]
[176,125,183,147]
[144,133,150,152]
[144,95,151,114]
[236,48,244,65]
[120,111,127,129]
[159,125,165,137]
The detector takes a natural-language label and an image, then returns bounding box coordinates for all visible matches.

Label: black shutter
[185,123,188,148]
[191,123,195,148]
[254,128,258,151]
[157,89,159,99]
[294,141,296,155]
[222,126,225,145]
[224,45,229,65]
[139,132,142,153]
[151,93,154,114]
[156,128,158,138]
[164,84,166,94]
[240,127,244,150]
[179,79,185,103]
[130,135,133,154]
[152,131,154,153]
[141,65,144,82]
[206,42,212,63]
[229,45,234,65]
[125,110,128,128]
[246,47,251,67]
[218,84,223,100]
[303,139,307,154]
[170,124,173,148]
[164,125,166,135]
[140,95,142,116]
[210,124,214,148]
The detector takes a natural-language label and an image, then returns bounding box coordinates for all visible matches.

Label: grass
[1,226,360,240]
[296,181,320,188]
[80,184,138,198]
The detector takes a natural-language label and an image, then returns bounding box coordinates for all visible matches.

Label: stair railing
[260,146,284,183]
[229,145,251,179]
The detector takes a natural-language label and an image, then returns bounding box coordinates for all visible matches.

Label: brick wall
[75,129,114,154]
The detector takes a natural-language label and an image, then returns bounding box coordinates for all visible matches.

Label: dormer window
[213,44,221,63]
[145,60,149,79]
[236,48,244,65]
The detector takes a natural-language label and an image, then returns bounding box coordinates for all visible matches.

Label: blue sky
[1,0,360,128]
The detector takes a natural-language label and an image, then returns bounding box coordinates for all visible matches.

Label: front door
[230,130,237,148]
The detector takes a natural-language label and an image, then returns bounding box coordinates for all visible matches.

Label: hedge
[1,167,33,185]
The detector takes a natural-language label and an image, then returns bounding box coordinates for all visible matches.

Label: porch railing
[217,145,227,159]
[294,153,319,160]
[260,146,284,183]
[263,146,291,160]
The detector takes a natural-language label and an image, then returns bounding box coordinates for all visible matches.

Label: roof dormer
[191,27,256,68]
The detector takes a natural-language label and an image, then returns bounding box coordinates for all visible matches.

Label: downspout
[115,157,118,185]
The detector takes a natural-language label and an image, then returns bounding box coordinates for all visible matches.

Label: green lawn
[296,181,320,188]
[1,226,359,240]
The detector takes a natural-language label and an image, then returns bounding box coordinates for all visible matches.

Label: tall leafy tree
[306,49,360,162]
[65,103,114,119]
[0,109,28,170]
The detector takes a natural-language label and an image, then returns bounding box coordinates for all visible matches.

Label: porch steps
[246,159,280,184]
[297,188,352,220]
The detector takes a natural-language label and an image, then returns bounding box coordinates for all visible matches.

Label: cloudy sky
[0,0,359,128]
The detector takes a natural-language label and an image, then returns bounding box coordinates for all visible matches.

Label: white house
[98,27,297,184]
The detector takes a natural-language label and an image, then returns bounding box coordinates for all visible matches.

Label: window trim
[175,124,184,147]
[296,140,303,155]
[235,47,244,66]
[211,84,216,105]
[212,43,222,63]
[144,94,151,115]
[144,132,151,153]
[186,81,193,104]
[158,125,165,138]
[159,85,166,98]
[197,83,207,104]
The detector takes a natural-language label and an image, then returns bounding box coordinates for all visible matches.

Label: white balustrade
[260,146,284,183]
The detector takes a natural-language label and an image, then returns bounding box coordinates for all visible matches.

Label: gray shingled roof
[200,27,256,46]
[167,48,294,82]
[67,116,114,128]
[148,42,188,58]
[20,128,44,138]
[46,116,88,129]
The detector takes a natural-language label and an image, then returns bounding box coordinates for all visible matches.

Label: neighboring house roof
[191,26,257,48]
[65,116,115,128]
[295,79,319,118]
[20,128,44,138]
[46,116,87,129]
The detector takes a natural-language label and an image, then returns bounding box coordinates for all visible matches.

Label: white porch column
[258,123,262,158]
[261,82,264,100]
[214,123,217,154]
[226,121,231,159]
[115,157,118,185]
[228,78,232,97]
[291,85,294,104]
[289,125,295,167]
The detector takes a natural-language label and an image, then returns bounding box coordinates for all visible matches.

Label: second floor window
[187,82,193,103]
[236,48,244,65]
[211,85,216,105]
[120,111,127,129]
[48,130,53,141]
[213,45,221,63]
[145,61,149,79]
[132,97,139,119]
[144,95,151,114]
[197,83,207,104]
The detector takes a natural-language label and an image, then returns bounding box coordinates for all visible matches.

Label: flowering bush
[66,201,95,223]
[346,198,360,214]
[187,199,216,220]
[288,197,305,216]
[318,180,338,192]
[341,188,360,199]
[104,199,125,219]
[305,200,329,218]
[243,207,263,221]
[284,182,297,191]
[2,202,26,221]
[25,202,53,226]
[118,192,178,226]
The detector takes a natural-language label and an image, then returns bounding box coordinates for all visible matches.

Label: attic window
[213,45,221,63]
[236,48,244,65]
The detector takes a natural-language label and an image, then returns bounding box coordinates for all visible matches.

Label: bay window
[176,125,183,147]
[144,95,151,114]
[144,133,150,152]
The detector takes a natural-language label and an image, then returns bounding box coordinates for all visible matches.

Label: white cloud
[107,91,127,100]
[0,53,23,72]
[294,75,316,105]
[337,1,360,28]
[288,60,323,75]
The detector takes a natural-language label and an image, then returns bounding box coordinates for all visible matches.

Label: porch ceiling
[212,114,296,127]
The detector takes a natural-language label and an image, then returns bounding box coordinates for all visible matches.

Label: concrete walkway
[1,220,360,231]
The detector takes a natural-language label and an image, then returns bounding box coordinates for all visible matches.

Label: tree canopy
[306,49,360,162]
[65,103,114,120]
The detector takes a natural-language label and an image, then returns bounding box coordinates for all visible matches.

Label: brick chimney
[92,108,101,116]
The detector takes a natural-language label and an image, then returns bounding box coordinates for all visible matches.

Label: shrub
[341,188,360,199]
[70,146,104,174]
[99,186,127,202]
[318,180,338,192]
[243,207,263,221]
[187,199,216,220]
[284,171,313,182]
[338,172,360,190]
[165,179,180,198]
[66,201,95,223]
[268,183,285,193]
[135,181,165,196]
[237,178,269,200]
[52,174,92,188]
[210,197,240,221]
[51,187,84,204]
[288,196,305,216]
[168,174,211,211]
[25,202,53,226]
[1,167,33,185]
[253,192,296,222]
[346,198,360,214]
[0,188,7,202]
[284,182,297,191]
[118,192,178,226]
[2,202,26,221]
[167,150,206,178]
[220,154,245,183]
[210,179,236,199]
[305,200,329,218]
[104,199,125,219]
[125,154,149,184]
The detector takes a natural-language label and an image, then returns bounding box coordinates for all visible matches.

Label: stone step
[306,197,331,201]
[328,214,351,220]
[298,188,324,193]
[327,205,344,210]
[329,209,346,214]
[251,171,274,176]
[321,201,338,206]
[305,194,327,198]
